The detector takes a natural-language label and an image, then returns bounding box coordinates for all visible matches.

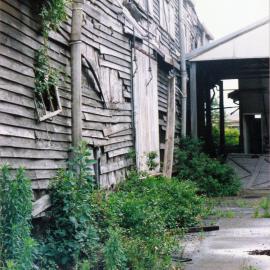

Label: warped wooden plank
[0,135,70,151]
[108,147,131,158]
[109,128,132,137]
[100,44,131,62]
[0,112,71,134]
[82,129,107,139]
[103,123,131,137]
[0,147,68,159]
[0,158,67,170]
[100,159,132,174]
[0,124,35,139]
[84,113,131,123]
[104,140,133,152]
[32,195,51,217]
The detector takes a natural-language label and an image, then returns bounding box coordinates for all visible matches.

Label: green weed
[174,137,241,197]
[0,166,35,270]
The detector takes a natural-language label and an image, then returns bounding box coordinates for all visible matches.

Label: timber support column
[71,0,84,147]
[219,80,225,154]
[190,62,198,138]
[163,74,176,178]
[205,85,213,154]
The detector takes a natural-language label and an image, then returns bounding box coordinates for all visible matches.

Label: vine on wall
[34,0,71,119]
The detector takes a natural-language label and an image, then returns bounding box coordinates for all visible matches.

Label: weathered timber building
[0,0,211,198]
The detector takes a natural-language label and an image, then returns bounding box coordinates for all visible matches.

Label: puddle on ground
[248,250,270,256]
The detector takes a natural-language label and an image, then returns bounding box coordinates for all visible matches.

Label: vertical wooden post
[205,85,213,154]
[163,75,176,178]
[71,0,84,147]
[190,62,198,138]
[219,80,225,154]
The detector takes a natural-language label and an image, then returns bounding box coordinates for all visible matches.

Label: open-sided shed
[186,17,269,155]
[186,18,270,190]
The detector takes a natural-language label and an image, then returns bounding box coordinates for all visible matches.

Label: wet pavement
[183,199,270,270]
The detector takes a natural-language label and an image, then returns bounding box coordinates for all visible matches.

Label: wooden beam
[163,75,176,178]
[205,85,213,154]
[219,80,225,154]
[32,195,51,218]
[190,62,198,138]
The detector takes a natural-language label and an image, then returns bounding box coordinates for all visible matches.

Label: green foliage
[78,260,91,270]
[0,166,35,270]
[259,197,270,218]
[126,148,137,170]
[146,151,159,171]
[37,142,100,269]
[34,47,59,105]
[40,0,71,38]
[212,126,240,147]
[34,0,70,102]
[104,228,127,270]
[253,197,270,218]
[224,127,240,145]
[92,173,209,269]
[175,137,241,197]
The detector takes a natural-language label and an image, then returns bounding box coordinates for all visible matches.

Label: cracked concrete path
[183,199,270,270]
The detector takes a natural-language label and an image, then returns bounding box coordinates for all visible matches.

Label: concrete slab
[183,217,270,270]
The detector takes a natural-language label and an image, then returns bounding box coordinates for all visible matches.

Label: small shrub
[259,197,270,218]
[175,137,241,197]
[146,151,159,171]
[253,197,270,218]
[40,0,71,38]
[37,142,100,269]
[104,228,127,270]
[92,173,209,269]
[0,166,35,270]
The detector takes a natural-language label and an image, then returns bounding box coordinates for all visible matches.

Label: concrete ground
[182,198,270,270]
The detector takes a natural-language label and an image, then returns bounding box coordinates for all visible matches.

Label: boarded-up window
[160,0,175,39]
[133,50,160,172]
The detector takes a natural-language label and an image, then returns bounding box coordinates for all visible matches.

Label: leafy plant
[0,166,35,270]
[92,173,209,269]
[34,0,70,110]
[104,228,127,270]
[126,148,137,170]
[253,197,270,218]
[146,151,158,171]
[175,137,241,197]
[37,141,100,269]
[34,47,59,109]
[40,0,71,39]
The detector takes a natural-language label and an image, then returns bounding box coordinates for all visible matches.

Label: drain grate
[248,250,270,256]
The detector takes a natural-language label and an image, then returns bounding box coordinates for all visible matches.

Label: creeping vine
[34,0,71,112]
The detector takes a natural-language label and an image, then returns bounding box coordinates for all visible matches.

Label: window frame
[34,85,62,122]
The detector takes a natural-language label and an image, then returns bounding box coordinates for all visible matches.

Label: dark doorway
[244,114,262,154]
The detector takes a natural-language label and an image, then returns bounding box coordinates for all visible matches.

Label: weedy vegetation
[253,197,270,218]
[0,166,35,270]
[174,137,241,197]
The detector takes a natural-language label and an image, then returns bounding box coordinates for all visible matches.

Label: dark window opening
[34,85,62,122]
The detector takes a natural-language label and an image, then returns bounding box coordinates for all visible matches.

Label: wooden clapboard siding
[80,0,134,187]
[0,1,71,190]
[0,0,208,193]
